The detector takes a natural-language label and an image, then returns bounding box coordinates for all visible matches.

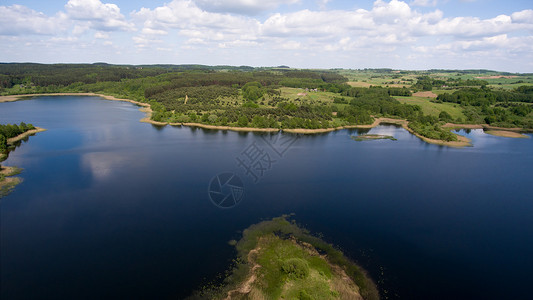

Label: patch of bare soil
[413,91,438,98]
[224,246,262,300]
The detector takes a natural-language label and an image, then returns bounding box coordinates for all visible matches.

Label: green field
[279,87,339,103]
[394,96,466,120]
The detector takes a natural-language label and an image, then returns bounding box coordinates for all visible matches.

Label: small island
[189,216,379,300]
[351,134,397,142]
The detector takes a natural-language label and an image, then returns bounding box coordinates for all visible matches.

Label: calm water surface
[1,96,532,299]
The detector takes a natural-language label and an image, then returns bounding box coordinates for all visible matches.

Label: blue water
[1,96,532,299]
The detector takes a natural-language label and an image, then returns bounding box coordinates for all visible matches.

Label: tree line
[0,122,36,152]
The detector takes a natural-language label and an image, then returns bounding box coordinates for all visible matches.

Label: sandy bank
[443,123,531,132]
[442,123,484,129]
[484,130,529,138]
[7,127,47,144]
[283,127,339,134]
[182,123,279,132]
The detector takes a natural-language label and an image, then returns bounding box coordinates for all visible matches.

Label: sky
[1,0,532,72]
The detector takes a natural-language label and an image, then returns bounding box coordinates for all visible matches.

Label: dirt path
[224,246,262,299]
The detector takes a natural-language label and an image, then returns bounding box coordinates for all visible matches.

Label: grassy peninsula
[0,122,44,198]
[2,64,532,147]
[189,216,379,300]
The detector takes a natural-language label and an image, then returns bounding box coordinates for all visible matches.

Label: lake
[1,96,532,299]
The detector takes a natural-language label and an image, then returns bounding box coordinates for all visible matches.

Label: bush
[207,114,218,124]
[281,258,309,279]
[174,114,190,123]
[0,134,6,152]
[237,116,249,127]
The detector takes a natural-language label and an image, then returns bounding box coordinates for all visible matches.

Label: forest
[1,63,532,142]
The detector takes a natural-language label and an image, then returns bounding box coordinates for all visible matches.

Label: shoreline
[2,92,531,147]
[442,123,532,132]
[484,130,530,138]
[7,127,47,144]
[0,165,22,198]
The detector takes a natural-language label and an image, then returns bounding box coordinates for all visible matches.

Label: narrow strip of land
[484,130,529,138]
[7,127,47,144]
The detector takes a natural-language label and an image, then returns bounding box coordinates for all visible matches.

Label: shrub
[281,258,309,279]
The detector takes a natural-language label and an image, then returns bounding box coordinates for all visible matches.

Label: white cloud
[141,28,168,36]
[411,0,438,7]
[129,0,533,67]
[218,40,259,48]
[372,0,412,23]
[2,0,533,71]
[192,0,300,15]
[132,0,260,49]
[65,0,134,31]
[317,0,331,10]
[0,5,67,36]
[511,9,533,24]
[132,35,162,48]
[94,31,110,39]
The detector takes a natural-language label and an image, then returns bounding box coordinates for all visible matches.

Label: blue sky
[1,0,532,72]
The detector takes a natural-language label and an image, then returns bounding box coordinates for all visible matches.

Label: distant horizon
[2,61,531,74]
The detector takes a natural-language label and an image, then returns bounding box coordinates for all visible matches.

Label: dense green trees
[0,134,6,152]
[237,116,249,127]
[242,82,264,101]
[439,111,453,122]
[408,121,457,141]
[0,63,168,88]
[0,122,36,152]
[435,87,533,127]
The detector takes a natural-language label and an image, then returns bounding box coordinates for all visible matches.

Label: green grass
[395,96,466,120]
[488,82,533,90]
[255,234,335,299]
[337,69,415,88]
[279,87,339,104]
